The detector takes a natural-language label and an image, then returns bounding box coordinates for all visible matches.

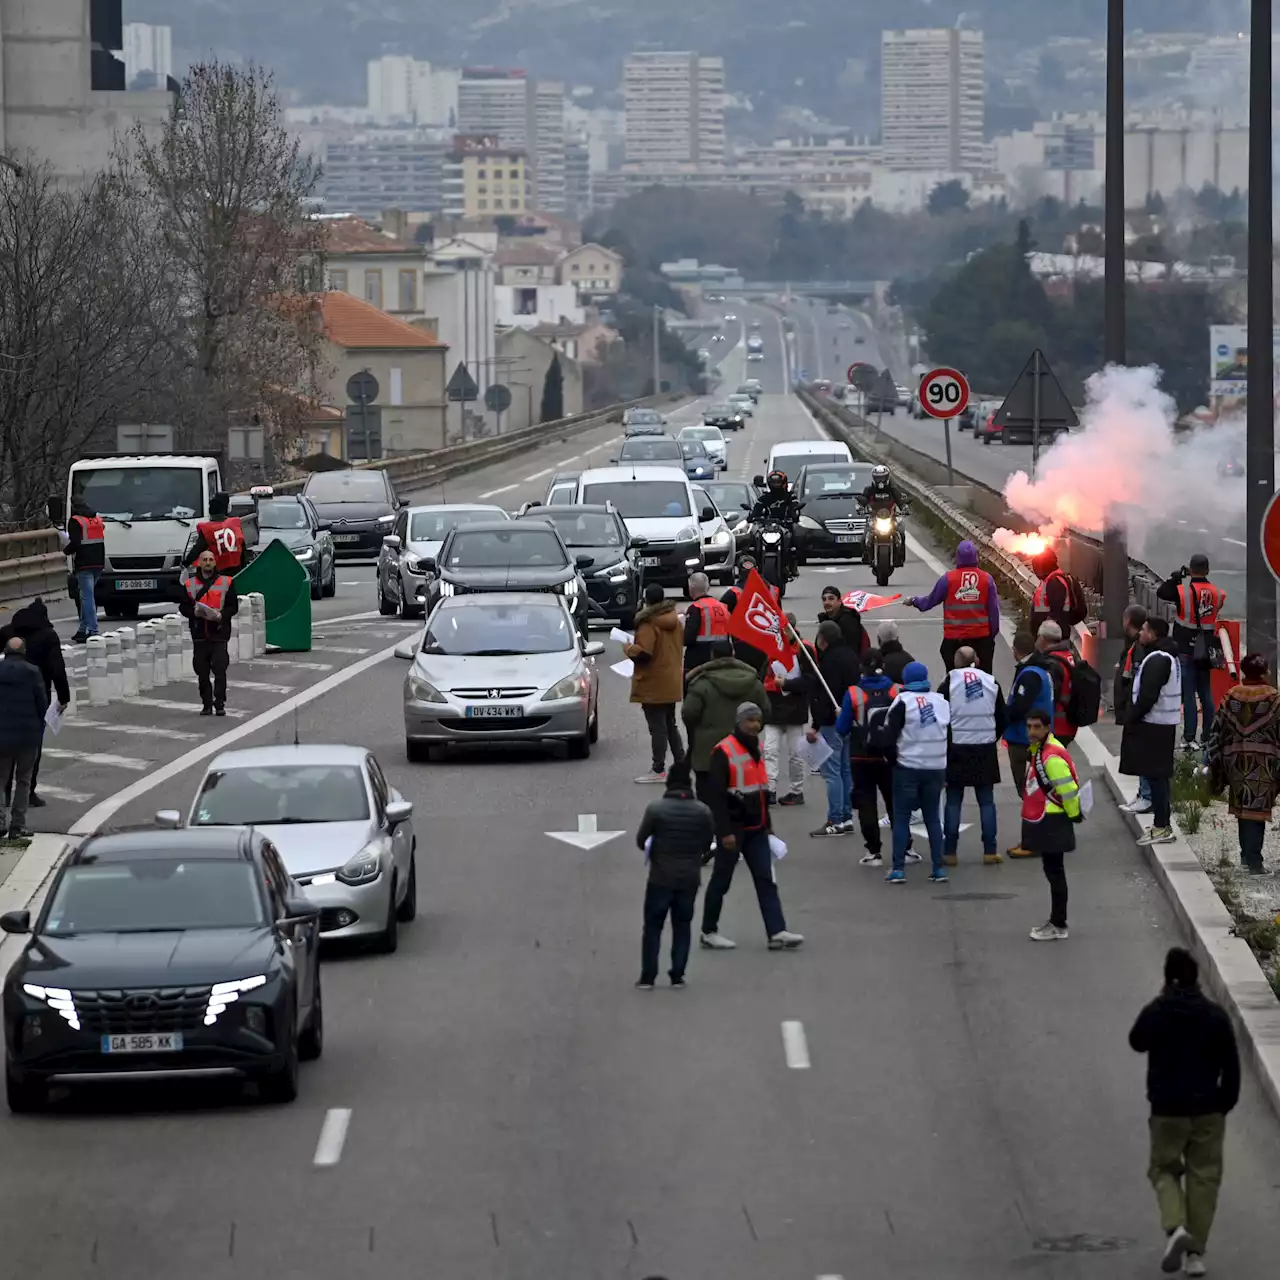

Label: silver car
[170,745,417,952]
[401,593,603,762]
[727,393,755,418]
[677,424,728,471]
[377,504,509,618]
[692,485,737,584]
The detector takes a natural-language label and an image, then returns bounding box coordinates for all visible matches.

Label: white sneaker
[1138,826,1177,846]
[1029,922,1069,941]
[1161,1225,1192,1273]
[904,849,923,864]
[1120,797,1153,814]
[634,770,667,785]
[1183,1253,1206,1277]
[768,931,804,949]
[836,819,856,833]
[860,852,884,866]
[700,931,737,950]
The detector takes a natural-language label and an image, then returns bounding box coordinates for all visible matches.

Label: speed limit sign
[919,367,970,420]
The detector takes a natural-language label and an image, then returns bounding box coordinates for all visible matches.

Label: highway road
[3,312,1280,1278]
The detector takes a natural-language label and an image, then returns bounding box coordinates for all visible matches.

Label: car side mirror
[699,506,715,522]
[398,496,410,508]
[575,554,595,570]
[753,474,765,487]
[155,809,182,828]
[630,535,648,548]
[393,640,416,660]
[385,799,414,826]
[382,534,401,550]
[0,910,30,935]
[609,457,618,464]
[422,557,436,572]
[583,640,605,656]
[281,898,320,925]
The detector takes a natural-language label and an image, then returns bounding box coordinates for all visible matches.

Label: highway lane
[4,368,1280,1277]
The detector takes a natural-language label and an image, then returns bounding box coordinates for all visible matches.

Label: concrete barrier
[85,637,109,705]
[103,631,123,701]
[151,621,168,688]
[65,645,87,709]
[164,615,183,681]
[118,627,139,698]
[136,622,155,691]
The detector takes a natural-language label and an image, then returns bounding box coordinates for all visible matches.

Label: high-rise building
[564,137,593,222]
[442,134,531,220]
[457,69,565,212]
[321,134,448,218]
[366,56,458,129]
[622,51,725,170]
[881,28,985,172]
[122,21,172,88]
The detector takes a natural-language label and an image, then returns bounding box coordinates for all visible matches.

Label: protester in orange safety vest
[1157,554,1227,750]
[683,570,733,673]
[1028,546,1087,639]
[186,493,247,573]
[177,549,240,716]
[698,701,804,952]
[908,540,999,673]
[63,496,106,642]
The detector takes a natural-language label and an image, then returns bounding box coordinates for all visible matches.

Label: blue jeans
[944,783,997,856]
[819,726,852,825]
[75,567,101,636]
[893,768,945,872]
[1138,776,1152,803]
[1180,655,1214,743]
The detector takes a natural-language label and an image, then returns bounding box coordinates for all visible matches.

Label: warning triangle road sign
[446,362,480,403]
[992,349,1079,430]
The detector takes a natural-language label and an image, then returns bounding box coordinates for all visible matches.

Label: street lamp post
[652,305,662,397]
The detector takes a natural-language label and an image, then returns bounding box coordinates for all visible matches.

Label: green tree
[927,180,970,216]
[539,353,565,423]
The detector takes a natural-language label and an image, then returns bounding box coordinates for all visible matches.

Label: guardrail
[0,394,678,609]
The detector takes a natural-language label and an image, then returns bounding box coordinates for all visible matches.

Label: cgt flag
[728,567,794,664]
[841,589,902,613]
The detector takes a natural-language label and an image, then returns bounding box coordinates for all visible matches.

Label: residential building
[565,136,593,221]
[623,51,726,170]
[494,279,584,329]
[320,132,447,218]
[442,134,531,220]
[494,327,584,432]
[559,242,622,300]
[322,216,431,320]
[495,240,562,287]
[316,291,449,455]
[122,21,172,89]
[0,0,174,179]
[423,234,499,422]
[366,56,458,128]
[881,28,985,172]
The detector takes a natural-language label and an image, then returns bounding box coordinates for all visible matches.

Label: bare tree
[127,61,328,453]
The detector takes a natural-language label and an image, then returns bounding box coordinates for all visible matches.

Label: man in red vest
[186,493,247,573]
[1157,554,1228,749]
[177,549,240,716]
[908,540,1000,673]
[1028,546,1087,638]
[683,571,733,674]
[63,497,107,642]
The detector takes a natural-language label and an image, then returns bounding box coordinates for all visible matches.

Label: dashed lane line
[522,467,554,482]
[64,719,201,741]
[42,749,151,772]
[245,659,335,671]
[313,1107,353,1168]
[478,483,518,499]
[781,1020,811,1069]
[309,645,373,656]
[126,697,250,718]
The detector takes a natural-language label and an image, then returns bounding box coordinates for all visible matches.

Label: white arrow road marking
[545,813,625,851]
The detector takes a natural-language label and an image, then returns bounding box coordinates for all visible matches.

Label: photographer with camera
[1156,555,1226,751]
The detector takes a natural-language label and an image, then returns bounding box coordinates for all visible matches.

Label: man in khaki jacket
[627,584,687,784]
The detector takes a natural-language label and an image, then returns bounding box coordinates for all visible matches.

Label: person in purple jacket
[906,540,1000,674]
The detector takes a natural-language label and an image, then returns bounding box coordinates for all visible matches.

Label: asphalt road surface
[4,333,1280,1278]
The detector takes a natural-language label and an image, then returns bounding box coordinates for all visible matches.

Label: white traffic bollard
[118,626,138,697]
[227,616,240,666]
[135,623,155,691]
[85,636,110,705]
[151,620,169,688]
[180,619,194,677]
[103,631,123,700]
[251,593,266,657]
[164,615,184,681]
[238,606,254,661]
[66,644,88,710]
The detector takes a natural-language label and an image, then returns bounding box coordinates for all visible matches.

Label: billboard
[1209,324,1280,399]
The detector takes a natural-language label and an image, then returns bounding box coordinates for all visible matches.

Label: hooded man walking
[1129,947,1239,1277]
[699,702,803,952]
[0,599,69,812]
[1121,617,1181,848]
[908,540,999,673]
[626,583,686,784]
[0,637,48,840]
[940,646,1006,866]
[682,651,770,807]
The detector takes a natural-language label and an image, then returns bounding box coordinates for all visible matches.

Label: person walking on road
[1115,605,1155,817]
[635,760,715,990]
[62,495,106,643]
[626,584,686,784]
[681,652,770,807]
[1205,653,1280,876]
[1157,555,1227,751]
[682,571,732,674]
[807,619,860,837]
[940,646,1006,866]
[875,620,914,683]
[761,613,812,806]
[0,599,69,812]
[700,702,804,952]
[1129,946,1239,1277]
[1028,546,1087,639]
[0,637,48,841]
[176,549,239,716]
[1121,617,1181,848]
[1004,630,1059,858]
[1037,621,1080,746]
[907,540,999,673]
[818,584,865,655]
[873,661,950,884]
[1020,708,1082,941]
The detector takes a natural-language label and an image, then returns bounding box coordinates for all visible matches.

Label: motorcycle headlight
[542,672,588,701]
[798,516,822,530]
[294,546,316,561]
[337,841,384,886]
[408,669,447,703]
[711,529,731,546]
[874,517,893,534]
[676,526,698,543]
[762,531,782,544]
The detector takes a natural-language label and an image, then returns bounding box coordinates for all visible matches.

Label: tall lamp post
[652,304,662,397]
[1247,0,1276,665]
[1101,0,1129,675]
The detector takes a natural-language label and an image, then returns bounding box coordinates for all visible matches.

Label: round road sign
[484,383,513,414]
[846,361,869,386]
[346,370,379,404]
[919,367,970,420]
[1262,488,1280,585]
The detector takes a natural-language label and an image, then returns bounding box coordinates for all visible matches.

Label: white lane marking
[583,443,609,455]
[560,454,581,465]
[179,677,294,694]
[339,580,364,586]
[308,609,380,627]
[71,641,401,835]
[31,783,95,803]
[313,1108,352,1167]
[523,467,553,482]
[66,719,200,741]
[123,696,250,718]
[1223,537,1247,547]
[247,659,335,671]
[781,1020,811,1069]
[479,483,517,499]
[310,645,372,656]
[41,749,151,772]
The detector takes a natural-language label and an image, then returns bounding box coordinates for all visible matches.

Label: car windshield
[706,405,735,415]
[42,860,268,936]
[619,439,683,463]
[536,512,624,548]
[776,453,847,472]
[256,499,311,530]
[192,765,370,825]
[423,601,574,655]
[729,395,750,403]
[581,481,691,519]
[705,483,752,513]
[409,508,504,542]
[304,471,390,502]
[803,467,873,497]
[447,528,567,568]
[72,467,203,522]
[626,409,663,425]
[680,440,709,458]
[681,427,720,441]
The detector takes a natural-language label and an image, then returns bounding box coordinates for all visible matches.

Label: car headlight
[439,581,455,597]
[204,974,268,1026]
[561,578,579,596]
[542,672,588,701]
[405,557,427,574]
[22,984,80,1031]
[595,562,629,583]
[294,546,316,561]
[408,669,447,703]
[337,841,385,886]
[732,415,742,423]
[676,526,698,543]
[798,515,822,530]
[874,517,894,534]
[377,514,395,526]
[711,529,731,546]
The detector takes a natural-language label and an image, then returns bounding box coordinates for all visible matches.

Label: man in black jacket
[176,549,240,715]
[0,637,48,840]
[62,495,107,642]
[1129,947,1239,1277]
[0,599,69,810]
[635,761,715,989]
[818,584,864,654]
[807,619,861,836]
[875,620,913,683]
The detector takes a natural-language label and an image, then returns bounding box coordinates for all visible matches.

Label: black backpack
[852,684,899,759]
[1067,657,1102,727]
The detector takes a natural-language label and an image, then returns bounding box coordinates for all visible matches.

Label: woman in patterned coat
[1205,653,1280,875]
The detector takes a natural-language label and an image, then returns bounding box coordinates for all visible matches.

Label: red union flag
[729,568,792,663]
[841,590,903,613]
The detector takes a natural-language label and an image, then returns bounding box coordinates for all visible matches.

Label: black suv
[425,520,593,636]
[302,468,407,559]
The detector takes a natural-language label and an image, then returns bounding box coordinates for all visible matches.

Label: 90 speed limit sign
[918,367,970,420]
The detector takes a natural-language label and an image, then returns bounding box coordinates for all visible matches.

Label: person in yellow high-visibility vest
[1021,708,1082,942]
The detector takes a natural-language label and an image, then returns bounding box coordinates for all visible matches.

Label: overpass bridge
[740,281,880,300]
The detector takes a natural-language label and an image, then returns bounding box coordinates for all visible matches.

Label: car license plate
[465,705,522,719]
[639,556,661,567]
[101,1032,183,1053]
[836,535,859,543]
[332,534,360,544]
[115,578,157,591]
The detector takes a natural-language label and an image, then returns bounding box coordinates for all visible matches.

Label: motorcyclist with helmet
[860,464,909,561]
[748,471,801,582]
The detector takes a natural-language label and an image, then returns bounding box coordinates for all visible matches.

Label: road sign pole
[944,417,954,486]
[1031,348,1043,479]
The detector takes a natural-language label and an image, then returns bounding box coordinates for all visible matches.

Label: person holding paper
[699,702,804,952]
[626,584,687,784]
[761,612,812,807]
[0,636,47,840]
[634,761,714,990]
[0,598,69,812]
[807,620,860,837]
[176,549,239,716]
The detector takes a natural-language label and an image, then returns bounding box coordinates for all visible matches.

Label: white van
[764,439,854,480]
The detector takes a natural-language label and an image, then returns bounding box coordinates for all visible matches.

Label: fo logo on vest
[954,570,981,603]
[745,592,784,645]
[213,527,239,555]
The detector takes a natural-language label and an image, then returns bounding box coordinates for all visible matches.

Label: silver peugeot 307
[400,592,604,762]
[164,745,417,953]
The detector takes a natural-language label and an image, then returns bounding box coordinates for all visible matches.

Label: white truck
[64,453,225,619]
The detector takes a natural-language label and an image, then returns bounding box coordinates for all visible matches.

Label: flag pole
[786,622,841,711]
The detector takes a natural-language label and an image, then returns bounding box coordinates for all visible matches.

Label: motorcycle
[862,502,907,587]
[754,502,802,598]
